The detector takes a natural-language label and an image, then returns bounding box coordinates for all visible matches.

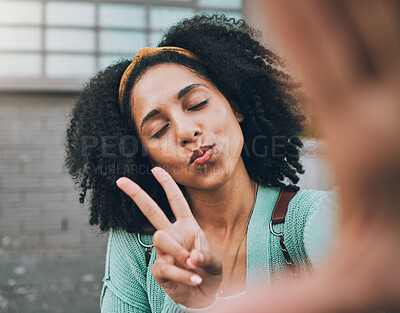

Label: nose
[175,119,201,147]
[180,129,200,147]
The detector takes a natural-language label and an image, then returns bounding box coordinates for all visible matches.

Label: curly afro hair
[65,14,305,234]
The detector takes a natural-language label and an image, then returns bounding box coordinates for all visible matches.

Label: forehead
[130,64,209,110]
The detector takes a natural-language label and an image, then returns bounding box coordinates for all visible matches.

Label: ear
[229,100,243,123]
[235,111,244,123]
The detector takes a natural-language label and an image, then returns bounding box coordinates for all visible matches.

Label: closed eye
[188,100,208,111]
[151,123,169,139]
[151,100,207,139]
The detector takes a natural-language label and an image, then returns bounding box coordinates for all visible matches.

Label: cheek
[226,122,244,158]
[229,123,245,154]
[136,136,162,164]
[143,138,180,166]
[214,108,244,143]
[144,143,165,164]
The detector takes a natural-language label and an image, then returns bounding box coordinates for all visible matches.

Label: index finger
[116,177,171,230]
[151,167,194,220]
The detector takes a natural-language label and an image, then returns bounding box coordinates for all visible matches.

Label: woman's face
[130,63,244,190]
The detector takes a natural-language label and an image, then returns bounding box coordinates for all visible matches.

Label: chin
[185,163,232,190]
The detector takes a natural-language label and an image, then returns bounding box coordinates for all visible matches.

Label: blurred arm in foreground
[213,1,400,312]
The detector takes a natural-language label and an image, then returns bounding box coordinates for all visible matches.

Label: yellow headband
[118,46,197,110]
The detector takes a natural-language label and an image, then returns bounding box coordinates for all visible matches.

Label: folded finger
[116,177,171,230]
[153,230,191,267]
[152,261,203,287]
[190,248,223,277]
[151,167,194,220]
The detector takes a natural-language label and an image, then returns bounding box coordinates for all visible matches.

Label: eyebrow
[140,109,160,131]
[177,83,208,100]
[140,83,208,131]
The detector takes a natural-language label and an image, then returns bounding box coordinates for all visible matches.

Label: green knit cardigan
[100,186,337,312]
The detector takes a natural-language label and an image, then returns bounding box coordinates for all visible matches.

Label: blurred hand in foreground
[211,1,400,312]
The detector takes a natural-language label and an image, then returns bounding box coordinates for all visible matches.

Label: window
[199,0,242,9]
[0,0,243,90]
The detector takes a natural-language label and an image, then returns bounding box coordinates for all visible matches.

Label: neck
[184,158,257,235]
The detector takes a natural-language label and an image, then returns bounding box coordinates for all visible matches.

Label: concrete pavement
[0,249,106,313]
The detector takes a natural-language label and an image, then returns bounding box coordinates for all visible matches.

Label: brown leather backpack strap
[271,190,297,225]
[270,189,298,276]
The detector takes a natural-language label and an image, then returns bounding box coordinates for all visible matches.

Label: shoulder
[285,189,329,234]
[283,189,332,269]
[108,229,153,257]
[290,189,329,216]
[105,229,153,276]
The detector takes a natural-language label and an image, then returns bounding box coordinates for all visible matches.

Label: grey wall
[0,91,107,252]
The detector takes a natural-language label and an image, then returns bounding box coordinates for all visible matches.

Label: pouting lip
[189,144,215,165]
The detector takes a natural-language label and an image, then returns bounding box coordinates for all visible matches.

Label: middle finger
[151,167,194,220]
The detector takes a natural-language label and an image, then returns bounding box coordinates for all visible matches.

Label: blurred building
[0,0,242,91]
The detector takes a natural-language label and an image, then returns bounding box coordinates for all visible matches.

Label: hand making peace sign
[116,167,222,309]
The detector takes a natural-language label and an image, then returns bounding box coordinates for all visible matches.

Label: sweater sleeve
[100,229,202,313]
[304,189,339,269]
[100,229,152,313]
[284,189,329,273]
[101,285,150,313]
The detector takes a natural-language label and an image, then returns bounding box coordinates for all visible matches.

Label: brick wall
[0,91,107,251]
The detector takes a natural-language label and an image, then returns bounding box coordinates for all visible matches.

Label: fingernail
[151,167,168,177]
[190,275,202,285]
[186,258,196,269]
[151,167,161,175]
[116,178,139,193]
[198,252,204,263]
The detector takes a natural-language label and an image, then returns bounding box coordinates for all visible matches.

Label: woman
[65,14,334,312]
